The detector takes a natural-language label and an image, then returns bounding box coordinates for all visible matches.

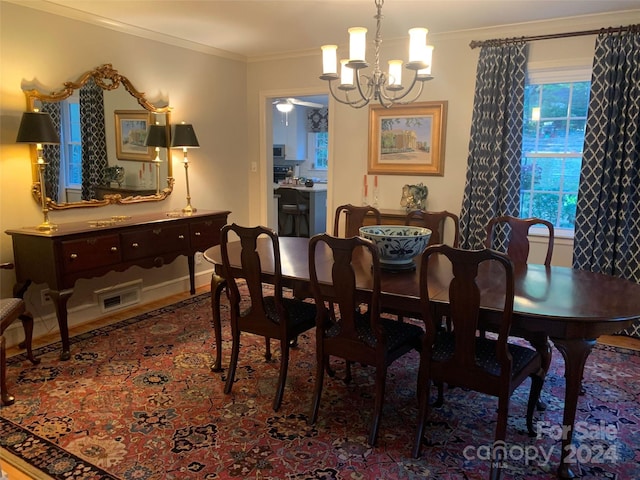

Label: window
[60,94,83,189]
[521,68,591,235]
[313,131,328,169]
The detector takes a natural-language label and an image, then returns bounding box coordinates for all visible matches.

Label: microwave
[273,144,285,160]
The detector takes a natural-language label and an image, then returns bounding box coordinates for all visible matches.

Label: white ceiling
[14,0,640,60]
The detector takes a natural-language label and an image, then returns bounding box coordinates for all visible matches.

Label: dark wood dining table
[204,236,640,479]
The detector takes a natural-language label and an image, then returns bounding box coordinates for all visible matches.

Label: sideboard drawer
[120,224,190,260]
[61,234,122,273]
[189,218,226,251]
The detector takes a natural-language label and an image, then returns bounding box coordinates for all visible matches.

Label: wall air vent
[95,280,142,313]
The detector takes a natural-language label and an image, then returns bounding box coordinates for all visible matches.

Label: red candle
[364,174,368,186]
[364,184,368,196]
[374,175,378,187]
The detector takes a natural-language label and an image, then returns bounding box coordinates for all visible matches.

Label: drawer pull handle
[70,253,78,260]
[195,232,201,236]
[132,243,139,248]
[111,246,118,252]
[178,234,185,240]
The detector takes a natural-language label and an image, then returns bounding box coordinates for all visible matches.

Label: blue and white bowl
[359,225,432,269]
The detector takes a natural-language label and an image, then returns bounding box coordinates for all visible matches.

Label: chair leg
[368,364,387,446]
[526,372,545,437]
[309,353,326,424]
[413,372,431,458]
[1,335,15,406]
[224,330,241,395]
[265,337,272,361]
[19,313,40,365]
[273,339,290,411]
[490,397,510,480]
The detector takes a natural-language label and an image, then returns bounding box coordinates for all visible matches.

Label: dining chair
[220,224,316,411]
[485,215,554,266]
[308,233,423,446]
[1,263,40,406]
[485,215,554,408]
[405,210,460,247]
[277,188,310,237]
[333,204,381,237]
[412,245,544,478]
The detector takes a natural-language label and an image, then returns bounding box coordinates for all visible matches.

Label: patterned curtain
[573,27,640,338]
[40,102,61,203]
[80,78,108,200]
[459,44,527,249]
[306,108,328,133]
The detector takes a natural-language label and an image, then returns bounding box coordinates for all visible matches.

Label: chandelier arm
[327,78,370,108]
[378,70,423,103]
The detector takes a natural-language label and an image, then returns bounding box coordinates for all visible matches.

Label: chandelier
[320,0,434,109]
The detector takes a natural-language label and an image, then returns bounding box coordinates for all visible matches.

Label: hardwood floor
[2,287,639,479]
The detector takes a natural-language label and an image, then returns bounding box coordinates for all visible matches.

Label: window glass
[521,70,590,235]
[314,131,328,169]
[61,96,83,188]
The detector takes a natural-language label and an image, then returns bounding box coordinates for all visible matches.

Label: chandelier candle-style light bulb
[388,60,403,87]
[340,59,355,88]
[322,45,338,75]
[348,27,368,64]
[319,0,434,108]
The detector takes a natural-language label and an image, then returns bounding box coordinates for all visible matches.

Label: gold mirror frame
[24,64,174,210]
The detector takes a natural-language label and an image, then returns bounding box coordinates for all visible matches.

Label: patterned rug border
[2,293,639,480]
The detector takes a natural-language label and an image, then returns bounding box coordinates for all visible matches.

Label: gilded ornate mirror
[23,64,173,209]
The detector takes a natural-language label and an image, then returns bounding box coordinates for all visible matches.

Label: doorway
[264,92,329,235]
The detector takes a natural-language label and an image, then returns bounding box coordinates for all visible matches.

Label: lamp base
[182,205,197,215]
[37,220,58,232]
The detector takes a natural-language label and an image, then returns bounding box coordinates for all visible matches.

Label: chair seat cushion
[1,298,23,322]
[262,296,316,326]
[432,331,539,378]
[328,312,423,351]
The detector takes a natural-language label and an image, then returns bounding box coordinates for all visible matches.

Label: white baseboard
[3,269,213,350]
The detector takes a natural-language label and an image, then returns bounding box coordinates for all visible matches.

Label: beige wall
[1,1,639,344]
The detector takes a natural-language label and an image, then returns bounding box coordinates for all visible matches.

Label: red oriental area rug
[1,290,639,479]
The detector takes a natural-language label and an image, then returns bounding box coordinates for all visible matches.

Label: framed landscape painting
[368,101,447,175]
[114,110,153,161]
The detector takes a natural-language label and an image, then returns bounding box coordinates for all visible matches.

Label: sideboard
[5,210,230,360]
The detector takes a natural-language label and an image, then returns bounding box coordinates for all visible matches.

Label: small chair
[220,224,316,411]
[277,188,309,237]
[412,245,544,479]
[485,215,554,407]
[308,233,423,445]
[333,204,381,237]
[1,263,40,406]
[405,210,460,247]
[485,215,554,266]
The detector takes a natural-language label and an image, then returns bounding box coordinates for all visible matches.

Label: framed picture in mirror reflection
[114,110,154,161]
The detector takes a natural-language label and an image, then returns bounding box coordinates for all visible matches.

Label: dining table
[204,236,640,479]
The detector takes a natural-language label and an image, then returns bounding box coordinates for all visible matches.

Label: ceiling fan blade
[287,98,324,108]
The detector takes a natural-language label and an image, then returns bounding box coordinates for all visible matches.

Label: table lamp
[145,123,168,195]
[16,111,60,232]
[171,122,199,214]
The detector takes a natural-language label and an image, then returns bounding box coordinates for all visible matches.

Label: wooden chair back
[333,204,381,237]
[485,215,554,266]
[405,210,460,247]
[308,234,381,347]
[220,224,286,337]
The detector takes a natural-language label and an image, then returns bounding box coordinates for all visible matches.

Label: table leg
[188,254,196,295]
[527,332,552,410]
[48,290,73,361]
[210,273,226,372]
[550,337,596,480]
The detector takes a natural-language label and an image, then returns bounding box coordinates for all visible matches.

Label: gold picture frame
[114,110,153,161]
[368,101,447,176]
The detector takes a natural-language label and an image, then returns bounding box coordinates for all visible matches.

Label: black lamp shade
[171,123,199,148]
[16,111,60,144]
[145,124,168,148]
